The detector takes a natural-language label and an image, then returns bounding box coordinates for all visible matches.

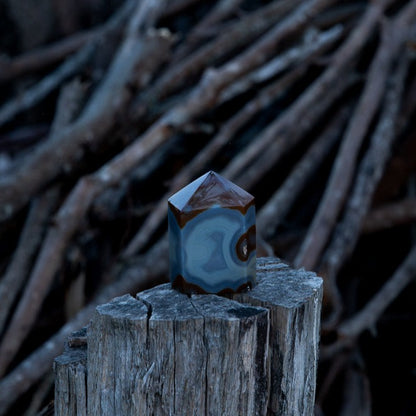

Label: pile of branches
[0,0,415,414]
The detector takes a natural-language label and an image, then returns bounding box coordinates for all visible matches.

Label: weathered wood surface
[54,257,323,416]
[87,290,269,415]
[53,328,87,416]
[233,258,323,415]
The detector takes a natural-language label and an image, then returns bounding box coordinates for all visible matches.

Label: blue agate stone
[168,171,256,294]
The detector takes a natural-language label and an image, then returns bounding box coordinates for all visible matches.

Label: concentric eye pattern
[169,205,256,294]
[168,170,256,294]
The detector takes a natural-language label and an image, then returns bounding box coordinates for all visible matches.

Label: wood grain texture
[54,328,87,416]
[234,258,323,416]
[54,258,322,415]
[86,288,269,415]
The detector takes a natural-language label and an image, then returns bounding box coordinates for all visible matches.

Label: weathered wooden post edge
[54,258,323,416]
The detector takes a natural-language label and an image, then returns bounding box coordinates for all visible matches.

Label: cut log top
[253,257,322,307]
[95,285,268,323]
[54,257,323,416]
[138,283,267,320]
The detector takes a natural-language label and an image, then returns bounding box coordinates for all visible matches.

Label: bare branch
[257,106,350,239]
[362,199,416,233]
[0,44,94,128]
[338,243,416,338]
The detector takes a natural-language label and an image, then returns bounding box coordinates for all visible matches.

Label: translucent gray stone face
[168,171,256,294]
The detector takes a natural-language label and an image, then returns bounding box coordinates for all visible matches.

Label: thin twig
[135,0,303,106]
[220,24,344,103]
[0,0,135,83]
[319,51,408,327]
[0,188,59,335]
[171,0,244,63]
[316,352,350,407]
[257,106,350,239]
[0,44,94,128]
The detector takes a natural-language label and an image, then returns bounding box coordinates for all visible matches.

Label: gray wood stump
[54,328,87,416]
[54,257,322,416]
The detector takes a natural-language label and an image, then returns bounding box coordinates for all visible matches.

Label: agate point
[168,171,256,294]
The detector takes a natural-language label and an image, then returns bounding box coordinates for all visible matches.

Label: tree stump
[54,258,322,415]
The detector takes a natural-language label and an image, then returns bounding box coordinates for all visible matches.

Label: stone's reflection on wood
[168,171,256,294]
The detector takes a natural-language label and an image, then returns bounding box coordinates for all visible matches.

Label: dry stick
[315,352,350,408]
[294,1,416,271]
[257,106,350,239]
[0,44,94,128]
[138,0,318,104]
[220,24,344,103]
[362,199,416,233]
[0,238,169,416]
[0,7,173,377]
[320,245,416,361]
[163,0,201,17]
[339,242,416,339]
[0,79,86,335]
[0,31,173,223]
[0,189,59,335]
[0,0,135,83]
[0,31,92,83]
[171,0,245,63]
[123,63,310,257]
[338,362,372,416]
[222,0,388,184]
[314,3,366,28]
[50,78,88,132]
[319,54,408,328]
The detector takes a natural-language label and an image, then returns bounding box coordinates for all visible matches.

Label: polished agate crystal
[168,171,256,294]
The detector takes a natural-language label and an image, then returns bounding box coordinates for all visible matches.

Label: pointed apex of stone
[168,171,254,213]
